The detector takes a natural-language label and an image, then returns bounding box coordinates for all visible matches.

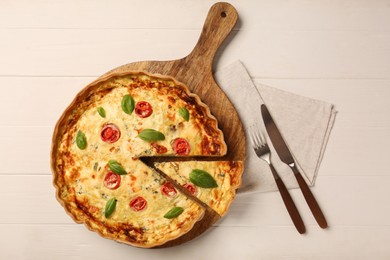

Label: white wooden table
[1,1,390,259]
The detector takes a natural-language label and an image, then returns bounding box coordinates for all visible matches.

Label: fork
[249,124,306,234]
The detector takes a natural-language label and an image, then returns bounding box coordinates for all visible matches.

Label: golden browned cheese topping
[52,73,232,247]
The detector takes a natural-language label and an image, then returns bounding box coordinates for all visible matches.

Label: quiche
[51,72,243,248]
[155,161,243,216]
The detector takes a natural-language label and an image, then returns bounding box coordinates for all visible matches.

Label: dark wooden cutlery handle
[291,165,328,229]
[269,164,306,234]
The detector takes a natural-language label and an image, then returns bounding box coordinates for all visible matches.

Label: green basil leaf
[137,129,165,142]
[121,94,135,115]
[97,107,106,118]
[108,160,127,175]
[189,169,218,188]
[76,130,87,150]
[178,107,189,121]
[105,198,117,218]
[164,207,184,219]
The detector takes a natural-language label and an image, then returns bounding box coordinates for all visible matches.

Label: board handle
[184,2,238,71]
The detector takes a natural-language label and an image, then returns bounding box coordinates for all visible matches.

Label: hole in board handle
[220,11,227,18]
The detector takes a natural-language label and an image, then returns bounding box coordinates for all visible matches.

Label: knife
[261,104,328,229]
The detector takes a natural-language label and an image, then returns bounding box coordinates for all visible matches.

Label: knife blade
[261,104,328,229]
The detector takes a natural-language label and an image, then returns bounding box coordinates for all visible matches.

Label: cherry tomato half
[151,143,168,154]
[161,182,177,197]
[172,138,191,156]
[101,123,121,143]
[183,183,197,196]
[135,101,153,118]
[103,171,121,190]
[130,196,147,211]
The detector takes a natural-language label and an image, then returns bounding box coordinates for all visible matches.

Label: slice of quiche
[154,161,244,216]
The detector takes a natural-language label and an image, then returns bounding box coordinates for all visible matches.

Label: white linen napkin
[215,61,337,193]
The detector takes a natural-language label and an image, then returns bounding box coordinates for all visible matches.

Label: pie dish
[51,71,244,247]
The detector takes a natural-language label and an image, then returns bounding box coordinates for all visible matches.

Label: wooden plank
[0,174,74,224]
[227,29,390,79]
[1,0,389,32]
[0,77,93,127]
[1,125,388,176]
[321,126,390,176]
[230,175,390,227]
[0,83,390,175]
[0,77,388,126]
[1,175,389,226]
[1,78,389,127]
[0,0,212,29]
[1,224,389,259]
[1,77,389,176]
[0,127,53,174]
[0,29,196,76]
[0,28,389,78]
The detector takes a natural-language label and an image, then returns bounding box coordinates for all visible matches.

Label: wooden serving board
[99,2,246,247]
